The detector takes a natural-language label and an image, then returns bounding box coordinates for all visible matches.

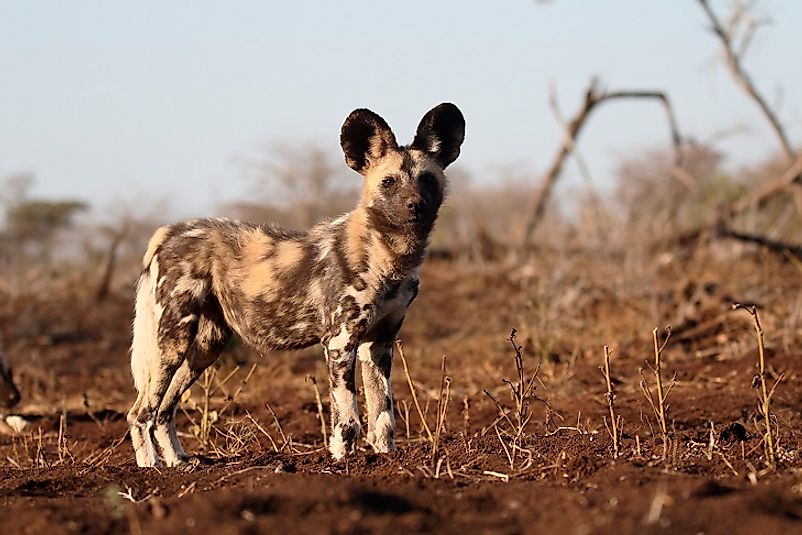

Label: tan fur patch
[345,209,367,269]
[309,279,324,305]
[364,232,396,283]
[240,229,277,298]
[240,229,275,263]
[274,241,304,272]
[241,261,273,298]
[143,226,171,268]
[363,150,404,197]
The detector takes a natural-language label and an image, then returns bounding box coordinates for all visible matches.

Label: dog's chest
[374,277,420,322]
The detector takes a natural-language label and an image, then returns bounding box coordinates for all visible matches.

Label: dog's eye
[381,177,396,188]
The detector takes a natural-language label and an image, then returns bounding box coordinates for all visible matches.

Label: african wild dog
[127,103,465,466]
[0,350,21,410]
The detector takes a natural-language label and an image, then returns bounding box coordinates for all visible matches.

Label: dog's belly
[230,298,323,352]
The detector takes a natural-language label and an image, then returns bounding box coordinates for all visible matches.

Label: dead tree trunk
[95,225,127,301]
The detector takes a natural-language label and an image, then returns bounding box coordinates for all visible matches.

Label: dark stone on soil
[720,422,748,442]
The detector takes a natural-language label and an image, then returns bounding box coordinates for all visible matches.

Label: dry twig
[601,346,620,458]
[734,304,782,468]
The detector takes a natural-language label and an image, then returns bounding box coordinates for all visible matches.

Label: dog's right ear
[340,109,398,174]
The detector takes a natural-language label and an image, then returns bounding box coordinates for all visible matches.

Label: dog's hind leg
[128,260,204,467]
[154,298,231,466]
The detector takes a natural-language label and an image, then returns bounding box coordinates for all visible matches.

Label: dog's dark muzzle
[0,374,20,409]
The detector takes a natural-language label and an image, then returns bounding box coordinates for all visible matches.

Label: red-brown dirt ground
[2,252,802,534]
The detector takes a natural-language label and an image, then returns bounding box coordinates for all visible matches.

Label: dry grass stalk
[177,363,257,453]
[734,304,783,469]
[396,340,434,443]
[639,327,676,456]
[432,355,451,459]
[217,363,258,419]
[601,346,620,458]
[198,367,216,447]
[305,374,328,449]
[264,402,294,453]
[245,411,279,452]
[652,328,669,437]
[482,329,544,472]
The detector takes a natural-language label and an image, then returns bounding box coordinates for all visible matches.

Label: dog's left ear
[411,103,465,169]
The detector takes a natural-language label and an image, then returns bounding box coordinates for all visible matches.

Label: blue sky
[1,0,800,217]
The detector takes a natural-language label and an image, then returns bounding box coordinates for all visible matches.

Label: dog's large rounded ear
[411,103,465,169]
[340,109,398,174]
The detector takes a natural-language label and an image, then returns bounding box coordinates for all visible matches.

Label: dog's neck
[344,205,430,283]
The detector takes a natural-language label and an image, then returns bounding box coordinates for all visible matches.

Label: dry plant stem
[218,363,258,418]
[264,402,291,452]
[305,374,328,449]
[432,355,451,460]
[523,78,687,243]
[735,304,777,468]
[697,0,794,161]
[200,368,214,447]
[601,346,619,459]
[396,340,434,443]
[652,329,668,437]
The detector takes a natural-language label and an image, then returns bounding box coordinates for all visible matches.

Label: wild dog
[0,350,21,410]
[127,103,465,466]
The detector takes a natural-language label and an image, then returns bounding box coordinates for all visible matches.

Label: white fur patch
[182,228,206,238]
[177,314,198,326]
[170,277,207,300]
[328,324,351,351]
[154,422,185,466]
[372,410,395,452]
[356,342,373,363]
[329,427,347,460]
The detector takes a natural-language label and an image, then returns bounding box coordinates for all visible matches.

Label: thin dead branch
[716,226,802,260]
[697,0,794,161]
[523,78,687,243]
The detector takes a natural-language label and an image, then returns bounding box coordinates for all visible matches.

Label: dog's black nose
[406,199,421,216]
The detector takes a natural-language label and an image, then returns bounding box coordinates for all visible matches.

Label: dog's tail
[131,229,170,393]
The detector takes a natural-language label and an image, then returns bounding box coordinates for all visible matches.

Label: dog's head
[0,352,20,409]
[340,103,465,234]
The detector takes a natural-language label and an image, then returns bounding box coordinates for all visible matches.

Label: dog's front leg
[326,335,360,460]
[358,338,396,453]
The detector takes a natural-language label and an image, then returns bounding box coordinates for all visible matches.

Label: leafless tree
[228,143,358,229]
